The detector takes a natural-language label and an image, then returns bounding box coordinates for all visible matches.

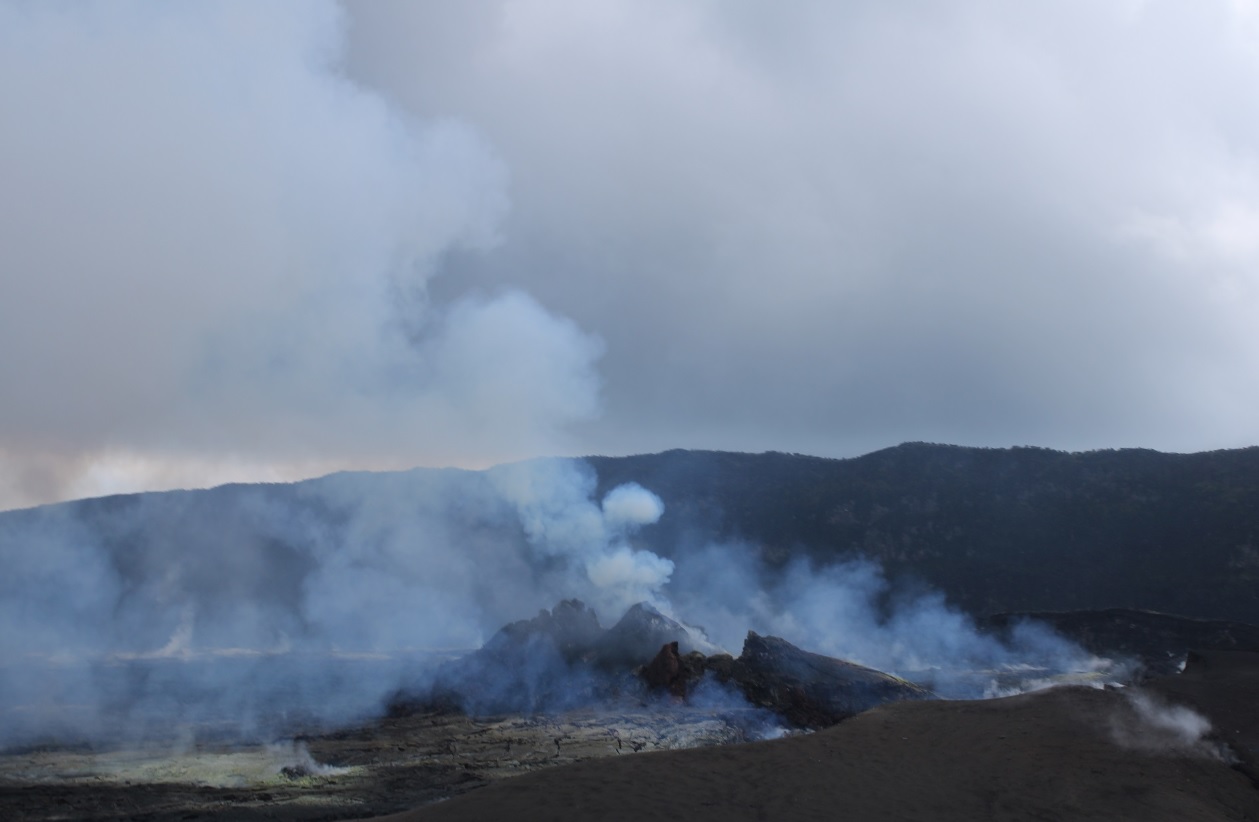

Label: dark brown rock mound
[641,641,708,698]
[638,631,934,728]
[381,676,1259,822]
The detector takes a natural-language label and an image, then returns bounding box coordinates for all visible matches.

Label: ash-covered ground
[388,651,1259,822]
[0,598,1170,822]
[6,621,1258,822]
[0,705,780,821]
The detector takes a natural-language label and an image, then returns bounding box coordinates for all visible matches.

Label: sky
[3,0,1259,510]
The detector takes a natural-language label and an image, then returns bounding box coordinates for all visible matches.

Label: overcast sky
[3,0,1259,509]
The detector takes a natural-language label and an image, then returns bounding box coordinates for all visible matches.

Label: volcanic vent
[390,599,931,730]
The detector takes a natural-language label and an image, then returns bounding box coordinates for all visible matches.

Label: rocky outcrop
[720,631,933,727]
[642,641,709,698]
[642,641,684,695]
[637,631,933,728]
[389,600,933,726]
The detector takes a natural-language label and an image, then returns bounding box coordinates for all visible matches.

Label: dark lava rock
[636,631,934,729]
[642,641,683,696]
[642,641,709,698]
[390,601,932,726]
[703,652,737,681]
[720,632,934,728]
[983,609,1259,677]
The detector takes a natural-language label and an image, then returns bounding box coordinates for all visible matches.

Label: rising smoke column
[489,458,673,618]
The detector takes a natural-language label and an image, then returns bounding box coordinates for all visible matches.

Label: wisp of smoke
[663,541,1104,696]
[265,740,347,779]
[1111,690,1233,762]
[685,674,792,742]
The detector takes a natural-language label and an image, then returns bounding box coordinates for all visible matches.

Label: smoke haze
[8,0,1237,754]
[1111,691,1231,761]
[0,459,1099,747]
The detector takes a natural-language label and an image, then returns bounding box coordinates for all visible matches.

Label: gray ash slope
[382,654,1259,822]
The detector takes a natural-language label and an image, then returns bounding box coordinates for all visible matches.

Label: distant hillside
[4,443,1259,630]
[587,444,1259,622]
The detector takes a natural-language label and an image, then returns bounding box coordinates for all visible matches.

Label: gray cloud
[348,0,1259,456]
[4,1,1259,507]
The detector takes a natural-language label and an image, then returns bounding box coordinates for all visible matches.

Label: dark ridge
[585,444,1259,623]
[6,443,1259,624]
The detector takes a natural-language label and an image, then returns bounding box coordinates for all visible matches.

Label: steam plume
[1111,691,1232,762]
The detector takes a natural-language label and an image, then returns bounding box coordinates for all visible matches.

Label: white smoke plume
[489,461,672,615]
[1111,690,1232,762]
[664,542,1101,693]
[265,740,348,779]
[601,483,667,530]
